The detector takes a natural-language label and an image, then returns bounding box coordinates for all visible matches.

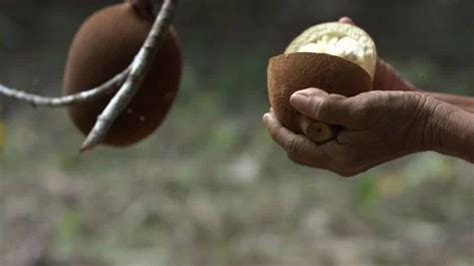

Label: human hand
[338,17,418,92]
[263,88,438,176]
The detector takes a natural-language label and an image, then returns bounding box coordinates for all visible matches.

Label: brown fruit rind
[63,3,182,146]
[267,53,372,134]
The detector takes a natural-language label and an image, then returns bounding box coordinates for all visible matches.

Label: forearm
[422,92,474,113]
[376,60,474,113]
[409,86,474,113]
[378,67,474,113]
[427,100,474,162]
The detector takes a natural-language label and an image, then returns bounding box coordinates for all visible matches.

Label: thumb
[290,89,364,129]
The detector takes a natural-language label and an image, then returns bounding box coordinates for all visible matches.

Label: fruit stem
[129,0,160,19]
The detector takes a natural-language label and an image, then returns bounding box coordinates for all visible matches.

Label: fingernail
[339,17,354,24]
[290,93,309,107]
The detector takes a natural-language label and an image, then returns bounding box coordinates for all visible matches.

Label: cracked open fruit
[267,22,377,143]
[63,1,182,147]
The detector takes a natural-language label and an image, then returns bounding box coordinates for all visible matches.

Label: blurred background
[0,0,473,265]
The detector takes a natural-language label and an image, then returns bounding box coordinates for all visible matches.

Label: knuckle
[334,160,368,177]
[306,88,328,97]
[267,128,278,141]
[337,169,359,177]
[268,125,283,142]
[349,97,372,127]
[286,136,302,157]
[287,150,320,168]
[268,127,279,140]
[330,155,359,177]
[354,96,371,113]
[306,96,322,115]
[339,165,368,177]
[319,94,346,117]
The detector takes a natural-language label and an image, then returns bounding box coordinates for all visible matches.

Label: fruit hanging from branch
[63,0,182,147]
[0,0,179,151]
[267,22,377,143]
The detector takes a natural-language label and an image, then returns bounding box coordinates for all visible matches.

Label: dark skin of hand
[263,17,474,177]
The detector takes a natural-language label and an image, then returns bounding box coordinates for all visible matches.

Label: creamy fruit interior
[285,22,377,78]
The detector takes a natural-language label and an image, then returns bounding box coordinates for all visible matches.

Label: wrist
[374,59,420,92]
[423,91,474,113]
[424,98,474,162]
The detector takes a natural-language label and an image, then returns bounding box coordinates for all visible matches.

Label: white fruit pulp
[297,35,366,71]
[285,22,377,77]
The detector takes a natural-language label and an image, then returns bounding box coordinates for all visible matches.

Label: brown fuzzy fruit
[63,2,182,147]
[267,22,376,142]
[268,53,372,134]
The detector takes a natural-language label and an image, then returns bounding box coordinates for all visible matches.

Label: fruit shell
[285,22,377,78]
[63,3,182,146]
[267,52,372,133]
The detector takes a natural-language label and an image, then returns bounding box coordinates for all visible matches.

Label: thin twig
[0,68,129,107]
[80,0,178,152]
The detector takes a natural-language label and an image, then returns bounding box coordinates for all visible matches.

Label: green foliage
[58,209,80,240]
[353,174,378,213]
[56,208,81,253]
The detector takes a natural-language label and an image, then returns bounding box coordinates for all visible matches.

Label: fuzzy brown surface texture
[267,52,372,133]
[63,2,182,146]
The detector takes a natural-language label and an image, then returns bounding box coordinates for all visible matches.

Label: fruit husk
[63,3,182,146]
[267,52,372,138]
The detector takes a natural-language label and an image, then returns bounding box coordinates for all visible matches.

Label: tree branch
[0,68,129,107]
[80,0,178,152]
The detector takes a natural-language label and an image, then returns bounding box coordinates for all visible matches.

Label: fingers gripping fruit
[267,22,377,143]
[63,1,182,147]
